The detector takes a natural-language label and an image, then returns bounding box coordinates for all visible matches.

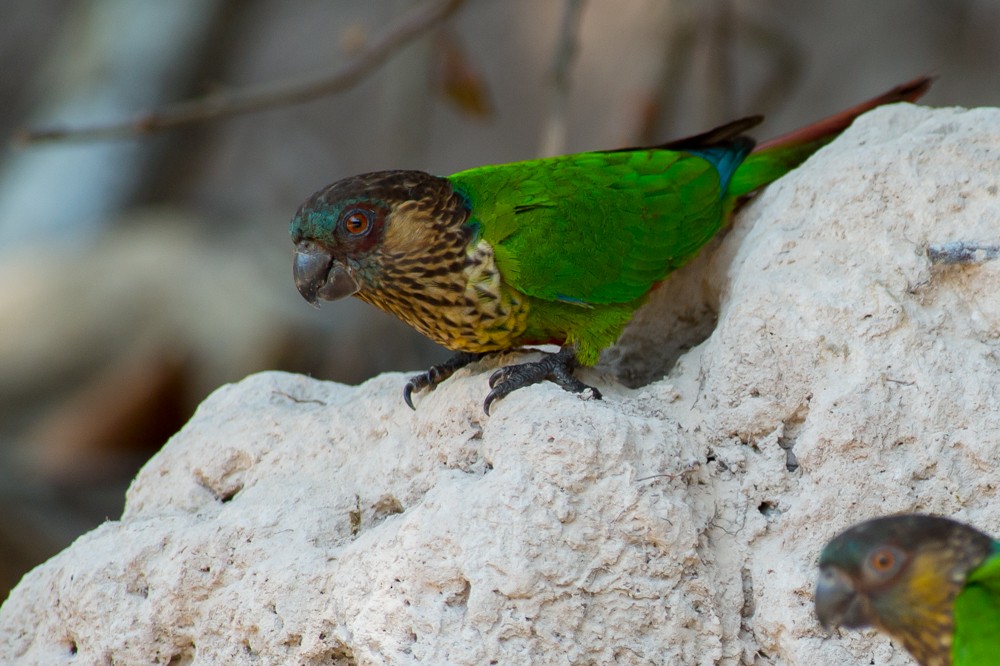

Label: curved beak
[815,565,868,629]
[293,243,359,306]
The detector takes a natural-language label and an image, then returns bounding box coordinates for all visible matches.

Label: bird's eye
[865,546,903,580]
[342,209,373,236]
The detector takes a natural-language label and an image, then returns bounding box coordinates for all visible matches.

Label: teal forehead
[821,516,937,568]
[290,206,339,239]
[820,535,868,569]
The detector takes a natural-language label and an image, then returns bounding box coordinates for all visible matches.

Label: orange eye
[864,545,904,581]
[343,209,372,235]
[870,548,895,572]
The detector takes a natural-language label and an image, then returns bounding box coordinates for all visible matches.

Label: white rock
[3,104,1000,665]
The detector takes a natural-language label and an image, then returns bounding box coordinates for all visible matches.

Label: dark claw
[402,380,421,410]
[487,366,512,389]
[482,347,602,415]
[482,388,503,417]
[401,351,483,410]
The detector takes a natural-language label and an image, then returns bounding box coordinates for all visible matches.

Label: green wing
[953,546,1000,665]
[448,149,731,306]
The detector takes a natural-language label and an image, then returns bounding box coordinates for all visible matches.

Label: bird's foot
[403,351,484,409]
[483,347,602,415]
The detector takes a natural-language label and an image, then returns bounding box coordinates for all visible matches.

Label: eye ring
[865,546,903,580]
[342,208,373,236]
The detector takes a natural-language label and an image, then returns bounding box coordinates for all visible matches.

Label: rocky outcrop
[2,104,999,665]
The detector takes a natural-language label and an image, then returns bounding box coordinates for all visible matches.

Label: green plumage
[953,546,1000,665]
[816,514,1000,666]
[454,148,736,305]
[290,77,931,410]
[448,142,754,363]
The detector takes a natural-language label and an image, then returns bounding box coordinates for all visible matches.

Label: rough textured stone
[2,104,999,665]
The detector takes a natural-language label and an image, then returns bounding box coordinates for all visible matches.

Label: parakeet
[291,76,931,413]
[815,514,1000,666]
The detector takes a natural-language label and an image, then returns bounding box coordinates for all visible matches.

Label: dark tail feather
[603,116,764,154]
[657,115,763,151]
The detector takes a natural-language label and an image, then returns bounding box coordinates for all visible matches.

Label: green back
[448,149,733,306]
[953,545,1000,665]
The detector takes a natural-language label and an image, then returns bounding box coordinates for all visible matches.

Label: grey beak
[293,243,359,305]
[814,565,868,629]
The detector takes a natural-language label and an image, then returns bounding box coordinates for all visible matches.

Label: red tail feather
[754,75,934,153]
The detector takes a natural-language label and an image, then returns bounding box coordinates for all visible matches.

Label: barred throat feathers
[357,185,530,353]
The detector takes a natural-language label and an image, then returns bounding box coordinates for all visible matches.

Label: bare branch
[537,0,586,157]
[18,0,467,145]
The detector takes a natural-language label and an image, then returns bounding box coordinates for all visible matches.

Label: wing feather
[448,149,731,305]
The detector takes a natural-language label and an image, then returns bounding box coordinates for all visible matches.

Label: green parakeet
[816,514,1000,666]
[291,76,931,413]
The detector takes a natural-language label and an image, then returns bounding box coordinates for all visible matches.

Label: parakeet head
[815,514,993,665]
[290,170,469,306]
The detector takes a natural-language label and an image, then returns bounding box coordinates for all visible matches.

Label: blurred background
[1,0,998,602]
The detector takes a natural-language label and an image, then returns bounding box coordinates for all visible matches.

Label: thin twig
[18,0,467,145]
[706,0,736,122]
[537,0,586,157]
[636,4,695,146]
[272,390,327,406]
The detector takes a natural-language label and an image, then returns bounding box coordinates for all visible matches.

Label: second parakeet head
[816,514,1000,666]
